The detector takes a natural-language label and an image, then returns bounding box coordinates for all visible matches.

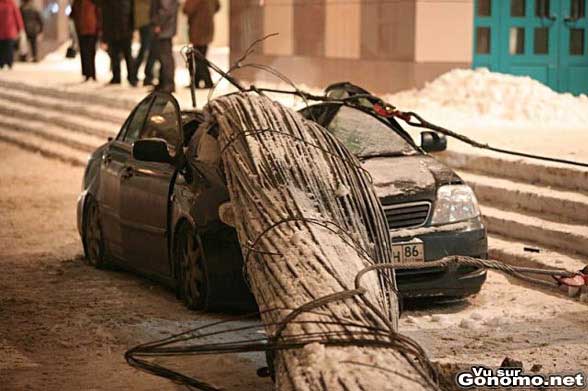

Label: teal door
[560,0,588,93]
[474,0,588,94]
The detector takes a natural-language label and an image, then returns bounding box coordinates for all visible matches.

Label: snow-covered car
[77,89,486,312]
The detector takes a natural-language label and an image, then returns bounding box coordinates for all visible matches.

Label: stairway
[437,149,588,276]
[0,79,135,166]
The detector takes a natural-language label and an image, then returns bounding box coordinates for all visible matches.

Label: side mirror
[421,131,447,152]
[132,138,173,164]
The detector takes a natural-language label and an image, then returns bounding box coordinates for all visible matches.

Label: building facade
[230,0,588,95]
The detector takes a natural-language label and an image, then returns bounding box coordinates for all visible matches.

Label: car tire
[83,197,107,269]
[175,224,209,310]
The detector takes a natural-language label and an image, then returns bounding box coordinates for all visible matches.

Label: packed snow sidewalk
[0,46,231,110]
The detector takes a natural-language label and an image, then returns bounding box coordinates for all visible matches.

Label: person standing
[183,0,219,89]
[71,0,100,81]
[132,0,156,86]
[150,0,178,93]
[95,0,137,86]
[19,0,43,62]
[0,0,23,69]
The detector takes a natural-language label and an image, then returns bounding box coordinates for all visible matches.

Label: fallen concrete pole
[209,93,438,390]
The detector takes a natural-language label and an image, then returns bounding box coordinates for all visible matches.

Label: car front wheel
[176,224,208,310]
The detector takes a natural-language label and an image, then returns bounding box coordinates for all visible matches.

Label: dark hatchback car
[77,89,487,311]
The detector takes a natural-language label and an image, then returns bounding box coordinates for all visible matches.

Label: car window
[139,95,181,156]
[327,106,417,158]
[121,98,152,144]
[299,104,339,125]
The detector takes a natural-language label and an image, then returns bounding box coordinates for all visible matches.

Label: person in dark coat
[19,0,43,62]
[0,0,23,69]
[132,0,156,85]
[183,0,219,89]
[150,0,178,93]
[95,0,137,86]
[71,0,100,81]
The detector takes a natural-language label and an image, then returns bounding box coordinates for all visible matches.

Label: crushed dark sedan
[77,87,487,311]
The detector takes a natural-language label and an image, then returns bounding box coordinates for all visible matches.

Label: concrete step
[0,97,118,140]
[436,150,588,194]
[488,235,586,285]
[0,125,88,167]
[0,78,138,111]
[481,205,588,258]
[0,115,105,153]
[460,171,588,225]
[0,88,129,126]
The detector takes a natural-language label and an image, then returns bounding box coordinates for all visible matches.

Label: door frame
[473,0,588,94]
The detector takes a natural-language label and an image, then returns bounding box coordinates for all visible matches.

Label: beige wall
[263,0,294,55]
[230,0,474,93]
[211,0,230,47]
[414,0,474,63]
[361,0,416,61]
[325,0,361,59]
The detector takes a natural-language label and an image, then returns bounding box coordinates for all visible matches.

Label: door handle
[121,166,134,180]
[565,16,580,23]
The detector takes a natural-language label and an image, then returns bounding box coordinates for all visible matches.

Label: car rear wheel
[83,197,107,268]
[176,224,208,310]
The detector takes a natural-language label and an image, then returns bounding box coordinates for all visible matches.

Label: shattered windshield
[327,106,418,158]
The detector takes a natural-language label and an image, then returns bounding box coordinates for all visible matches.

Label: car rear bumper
[392,218,488,298]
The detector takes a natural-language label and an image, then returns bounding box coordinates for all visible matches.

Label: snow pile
[388,68,588,126]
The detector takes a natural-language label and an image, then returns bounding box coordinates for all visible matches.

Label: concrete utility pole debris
[208,93,439,390]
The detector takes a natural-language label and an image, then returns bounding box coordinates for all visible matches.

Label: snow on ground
[384,68,588,162]
[387,68,588,127]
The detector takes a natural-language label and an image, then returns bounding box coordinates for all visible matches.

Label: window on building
[476,27,491,54]
[571,0,586,19]
[511,0,526,17]
[535,0,550,17]
[509,27,525,54]
[570,28,585,55]
[477,0,492,17]
[534,27,549,54]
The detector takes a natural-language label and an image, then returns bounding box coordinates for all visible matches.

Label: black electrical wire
[398,111,588,168]
[125,254,579,390]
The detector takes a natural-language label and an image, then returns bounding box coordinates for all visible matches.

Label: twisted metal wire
[125,253,577,390]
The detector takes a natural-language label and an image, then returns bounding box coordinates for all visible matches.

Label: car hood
[361,155,462,204]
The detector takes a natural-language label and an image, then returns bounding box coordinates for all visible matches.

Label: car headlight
[430,185,480,225]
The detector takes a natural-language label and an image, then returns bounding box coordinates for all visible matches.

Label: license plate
[392,239,425,263]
